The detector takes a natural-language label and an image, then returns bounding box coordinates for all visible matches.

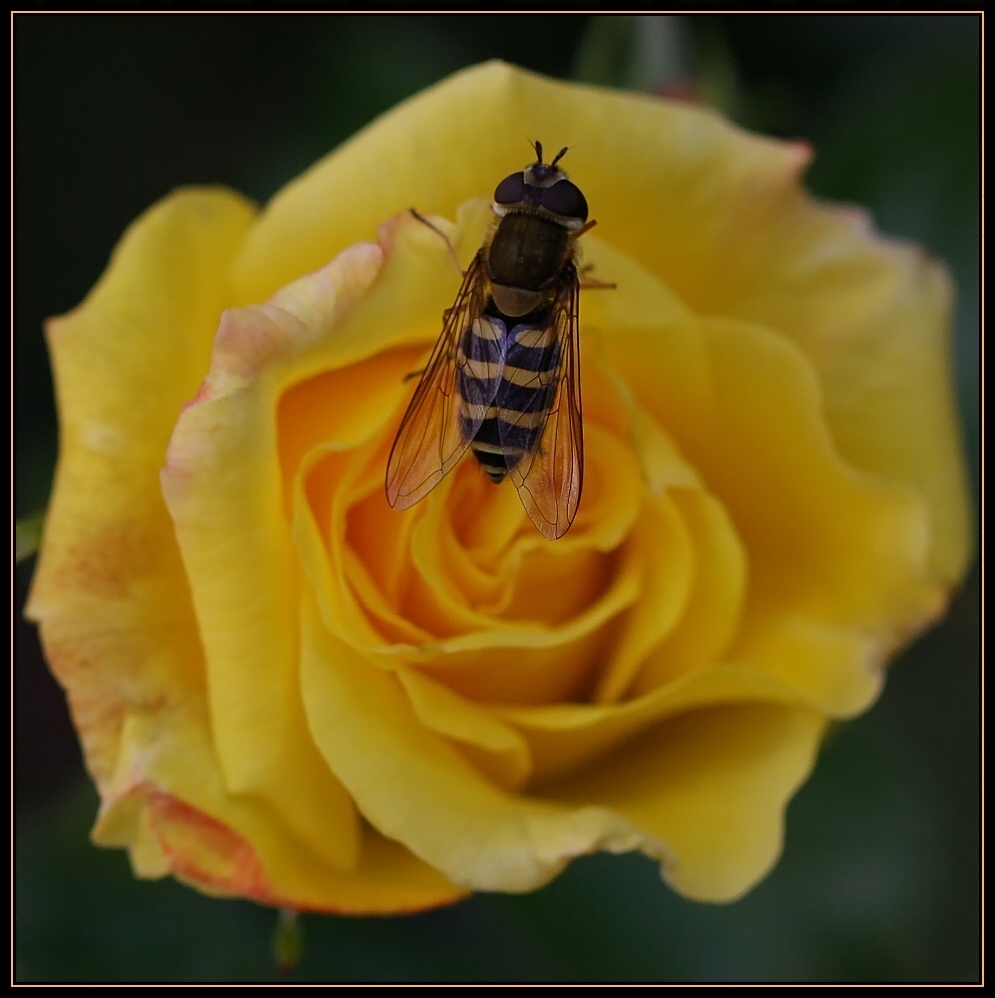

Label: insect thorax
[487,212,571,291]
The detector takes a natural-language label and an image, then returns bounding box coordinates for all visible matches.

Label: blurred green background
[14,14,979,983]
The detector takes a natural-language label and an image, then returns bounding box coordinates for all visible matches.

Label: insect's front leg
[409,209,464,275]
[577,263,616,291]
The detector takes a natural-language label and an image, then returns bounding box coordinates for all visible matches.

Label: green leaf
[16,510,45,564]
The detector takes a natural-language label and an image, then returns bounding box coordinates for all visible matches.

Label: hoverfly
[385,141,607,540]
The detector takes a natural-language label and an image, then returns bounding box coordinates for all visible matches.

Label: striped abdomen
[456,311,560,483]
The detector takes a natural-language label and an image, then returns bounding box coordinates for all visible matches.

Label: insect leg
[578,262,616,291]
[409,209,463,274]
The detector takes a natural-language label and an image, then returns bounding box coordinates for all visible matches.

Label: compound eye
[494,172,526,204]
[541,179,588,221]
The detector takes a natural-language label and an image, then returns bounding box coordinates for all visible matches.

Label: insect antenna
[551,146,569,167]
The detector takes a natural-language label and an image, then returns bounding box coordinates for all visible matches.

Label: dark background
[14,14,980,982]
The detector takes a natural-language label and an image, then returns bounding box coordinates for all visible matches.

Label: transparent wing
[502,263,583,540]
[385,251,495,510]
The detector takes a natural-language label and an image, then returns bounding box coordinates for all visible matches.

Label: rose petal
[297,447,643,705]
[631,488,748,695]
[405,424,641,630]
[28,188,253,783]
[686,316,943,710]
[92,699,464,913]
[544,704,826,902]
[591,493,695,704]
[160,240,394,875]
[729,201,971,585]
[300,589,660,893]
[479,266,941,780]
[26,188,448,911]
[496,666,800,787]
[393,669,533,791]
[590,241,943,701]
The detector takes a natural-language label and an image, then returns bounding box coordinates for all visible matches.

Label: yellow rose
[27,62,970,913]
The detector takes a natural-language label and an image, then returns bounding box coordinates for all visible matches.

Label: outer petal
[729,204,970,584]
[303,574,824,902]
[479,242,944,789]
[587,240,945,682]
[159,243,389,873]
[160,211,479,809]
[160,215,475,910]
[545,704,827,902]
[688,315,943,697]
[27,188,254,790]
[230,62,801,317]
[92,697,464,914]
[19,189,362,901]
[301,588,660,894]
[27,186,461,914]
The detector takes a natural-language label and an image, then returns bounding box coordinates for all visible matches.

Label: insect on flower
[385,141,611,540]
